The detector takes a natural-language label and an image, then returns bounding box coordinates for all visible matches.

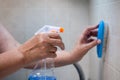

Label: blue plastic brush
[96,20,109,80]
[97,20,109,58]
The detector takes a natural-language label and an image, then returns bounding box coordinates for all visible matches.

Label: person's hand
[70,25,101,61]
[18,33,65,64]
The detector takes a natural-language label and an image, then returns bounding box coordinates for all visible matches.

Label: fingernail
[97,39,101,44]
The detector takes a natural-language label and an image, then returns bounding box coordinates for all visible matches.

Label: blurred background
[0,0,120,80]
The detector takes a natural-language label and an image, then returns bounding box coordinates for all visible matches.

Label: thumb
[87,39,101,49]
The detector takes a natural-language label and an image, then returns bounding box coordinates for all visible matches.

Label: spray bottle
[28,25,64,80]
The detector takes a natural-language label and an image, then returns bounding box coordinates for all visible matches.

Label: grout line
[104,61,120,73]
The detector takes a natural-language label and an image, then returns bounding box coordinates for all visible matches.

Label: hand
[70,25,101,61]
[18,33,65,64]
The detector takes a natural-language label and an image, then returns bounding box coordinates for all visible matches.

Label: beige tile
[25,0,46,8]
[105,35,120,72]
[117,72,120,80]
[90,0,120,7]
[89,49,101,80]
[44,8,69,26]
[78,54,90,80]
[54,65,79,80]
[0,0,26,8]
[90,1,120,36]
[25,8,46,40]
[0,8,27,43]
[46,0,69,9]
[90,0,120,80]
[103,63,120,80]
[4,69,28,80]
[68,0,88,9]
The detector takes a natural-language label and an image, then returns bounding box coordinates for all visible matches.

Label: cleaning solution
[28,25,64,80]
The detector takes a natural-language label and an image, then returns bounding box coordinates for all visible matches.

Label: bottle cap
[59,27,64,33]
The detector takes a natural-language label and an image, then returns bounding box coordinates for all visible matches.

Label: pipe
[73,63,85,80]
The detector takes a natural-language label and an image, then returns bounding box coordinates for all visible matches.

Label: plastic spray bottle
[28,25,64,80]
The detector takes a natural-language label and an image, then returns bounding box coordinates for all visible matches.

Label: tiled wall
[89,0,120,80]
[2,0,119,80]
[0,0,90,80]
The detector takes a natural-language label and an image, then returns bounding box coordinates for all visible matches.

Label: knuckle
[40,46,46,50]
[56,40,63,46]
[39,37,49,44]
[57,39,62,44]
[41,39,47,43]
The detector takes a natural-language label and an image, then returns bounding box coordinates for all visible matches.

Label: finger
[49,47,57,53]
[48,52,57,58]
[90,29,98,37]
[86,39,101,49]
[45,46,57,58]
[83,25,98,35]
[48,33,61,39]
[48,39,65,50]
[87,25,98,31]
[87,38,94,43]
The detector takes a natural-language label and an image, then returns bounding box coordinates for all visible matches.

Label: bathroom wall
[1,0,120,80]
[89,0,120,80]
[0,0,90,80]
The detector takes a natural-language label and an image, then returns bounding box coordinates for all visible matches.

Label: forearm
[54,50,84,67]
[25,50,84,69]
[0,48,25,79]
[24,51,73,69]
[54,51,73,67]
[24,62,37,69]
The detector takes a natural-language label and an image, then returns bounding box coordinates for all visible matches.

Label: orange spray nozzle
[59,27,64,33]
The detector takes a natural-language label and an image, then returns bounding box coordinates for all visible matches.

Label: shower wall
[89,0,120,80]
[0,0,90,80]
